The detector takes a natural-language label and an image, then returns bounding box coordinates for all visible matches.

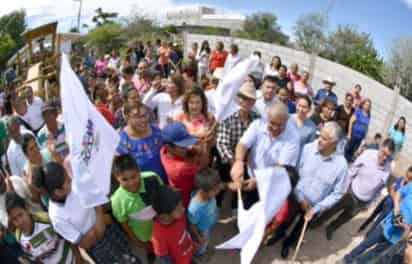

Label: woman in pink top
[294,71,314,97]
[175,88,216,163]
[157,41,170,78]
[287,63,301,85]
[352,84,363,108]
[95,55,107,75]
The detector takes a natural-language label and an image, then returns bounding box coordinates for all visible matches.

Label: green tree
[123,12,160,41]
[0,9,26,48]
[384,37,412,99]
[321,25,383,81]
[92,8,118,27]
[0,9,26,69]
[87,23,123,54]
[0,33,16,65]
[293,12,327,52]
[234,12,289,45]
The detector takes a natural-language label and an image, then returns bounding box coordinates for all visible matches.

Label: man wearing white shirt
[254,76,279,120]
[231,103,300,209]
[23,86,44,133]
[5,116,30,177]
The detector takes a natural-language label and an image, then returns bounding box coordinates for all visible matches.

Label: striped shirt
[37,121,69,159]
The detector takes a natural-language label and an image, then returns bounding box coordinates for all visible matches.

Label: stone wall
[183,33,412,160]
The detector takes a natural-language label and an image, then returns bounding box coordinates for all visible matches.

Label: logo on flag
[80,119,101,166]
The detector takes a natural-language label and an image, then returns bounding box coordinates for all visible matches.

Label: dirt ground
[201,156,411,264]
[83,156,410,264]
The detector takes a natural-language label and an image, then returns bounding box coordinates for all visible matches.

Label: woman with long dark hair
[197,41,211,78]
[265,56,282,77]
[389,116,406,157]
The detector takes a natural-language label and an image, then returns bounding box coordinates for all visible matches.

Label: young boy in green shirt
[111,154,163,264]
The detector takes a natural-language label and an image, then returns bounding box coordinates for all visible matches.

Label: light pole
[74,0,83,32]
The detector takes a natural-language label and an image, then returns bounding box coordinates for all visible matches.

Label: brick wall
[184,33,411,160]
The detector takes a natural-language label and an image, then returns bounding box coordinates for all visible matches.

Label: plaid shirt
[217,111,260,163]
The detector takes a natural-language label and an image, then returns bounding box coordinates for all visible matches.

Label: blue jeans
[195,230,210,256]
[345,136,363,162]
[344,225,391,263]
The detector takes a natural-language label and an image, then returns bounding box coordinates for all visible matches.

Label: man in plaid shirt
[216,82,259,211]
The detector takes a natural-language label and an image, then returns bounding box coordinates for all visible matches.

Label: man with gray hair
[281,121,349,258]
[231,103,300,209]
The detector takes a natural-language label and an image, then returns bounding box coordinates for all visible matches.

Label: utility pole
[74,0,83,32]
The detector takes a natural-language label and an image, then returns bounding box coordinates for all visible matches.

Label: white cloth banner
[213,56,260,122]
[60,54,120,208]
[216,167,291,264]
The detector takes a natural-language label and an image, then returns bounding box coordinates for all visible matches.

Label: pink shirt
[158,47,170,65]
[353,93,363,108]
[294,81,314,97]
[288,72,301,85]
[133,76,151,96]
[95,59,106,75]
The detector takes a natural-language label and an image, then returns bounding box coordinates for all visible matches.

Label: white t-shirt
[108,57,120,70]
[24,97,44,131]
[264,65,279,77]
[7,139,27,177]
[143,89,183,129]
[48,191,96,244]
[19,222,73,264]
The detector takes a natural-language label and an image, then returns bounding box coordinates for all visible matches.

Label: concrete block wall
[184,33,410,159]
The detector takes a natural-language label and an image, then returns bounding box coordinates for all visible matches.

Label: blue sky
[4,0,412,60]
[175,0,412,59]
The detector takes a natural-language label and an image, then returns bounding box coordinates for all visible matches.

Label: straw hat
[237,82,257,100]
[323,76,336,85]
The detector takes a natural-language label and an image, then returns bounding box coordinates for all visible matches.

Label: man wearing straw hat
[314,76,338,107]
[230,102,300,209]
[280,121,349,259]
[216,82,259,211]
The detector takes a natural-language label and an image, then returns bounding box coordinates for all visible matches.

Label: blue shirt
[389,127,405,146]
[295,141,349,214]
[351,108,370,139]
[254,97,279,120]
[117,125,167,183]
[187,195,218,233]
[383,192,412,244]
[314,88,338,106]
[290,114,317,149]
[287,100,296,114]
[240,118,300,171]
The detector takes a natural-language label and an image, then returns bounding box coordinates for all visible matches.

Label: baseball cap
[162,122,198,148]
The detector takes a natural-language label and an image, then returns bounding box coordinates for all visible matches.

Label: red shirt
[151,216,195,263]
[160,146,198,207]
[209,50,228,71]
[95,103,115,125]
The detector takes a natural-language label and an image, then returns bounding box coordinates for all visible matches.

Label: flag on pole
[213,55,260,122]
[217,167,291,264]
[60,54,120,208]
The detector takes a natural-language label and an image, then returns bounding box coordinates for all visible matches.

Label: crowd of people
[0,37,410,264]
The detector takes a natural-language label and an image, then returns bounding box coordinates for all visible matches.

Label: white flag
[60,54,120,208]
[213,56,260,122]
[217,167,291,264]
